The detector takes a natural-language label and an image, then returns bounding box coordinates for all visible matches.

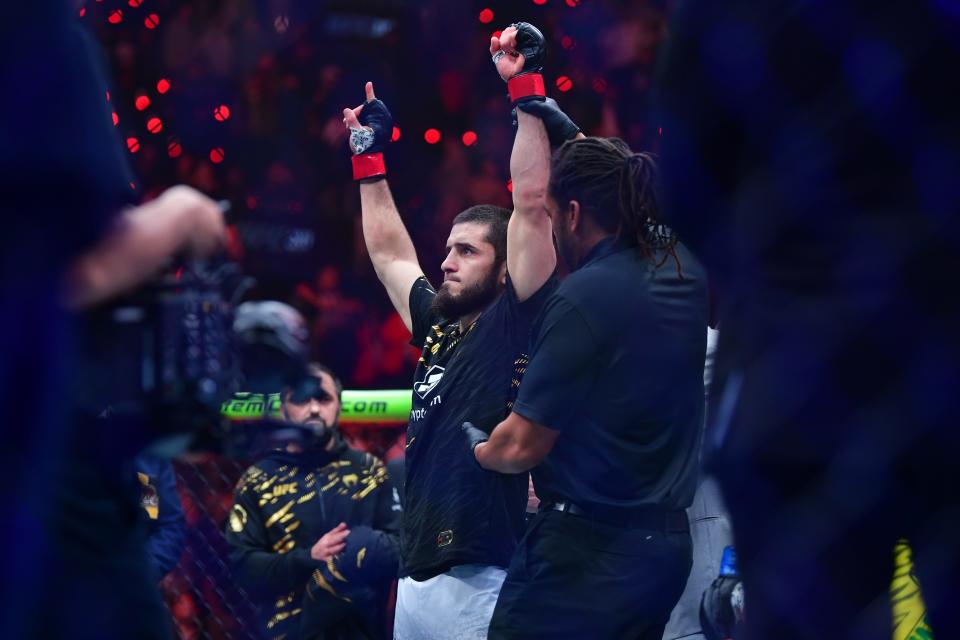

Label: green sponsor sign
[220,389,411,425]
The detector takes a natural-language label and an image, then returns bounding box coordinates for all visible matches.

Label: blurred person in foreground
[1,3,227,638]
[340,23,562,635]
[656,2,960,638]
[226,363,401,640]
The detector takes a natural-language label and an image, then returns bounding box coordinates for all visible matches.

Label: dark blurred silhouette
[1,3,224,638]
[656,2,960,639]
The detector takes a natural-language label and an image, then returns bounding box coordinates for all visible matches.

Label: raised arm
[357,179,423,332]
[343,82,424,332]
[508,110,556,302]
[492,23,582,301]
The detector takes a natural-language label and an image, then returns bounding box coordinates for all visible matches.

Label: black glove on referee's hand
[515,98,581,149]
[461,422,488,453]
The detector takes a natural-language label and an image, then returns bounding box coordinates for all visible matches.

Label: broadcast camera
[72,254,319,456]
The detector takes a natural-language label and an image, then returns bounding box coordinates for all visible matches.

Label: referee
[467,138,709,639]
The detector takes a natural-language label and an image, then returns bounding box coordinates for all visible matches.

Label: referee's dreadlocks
[549,137,681,274]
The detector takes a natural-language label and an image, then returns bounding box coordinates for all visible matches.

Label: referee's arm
[473,297,595,473]
[474,412,558,474]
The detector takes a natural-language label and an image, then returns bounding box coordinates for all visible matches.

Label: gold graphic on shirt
[317,458,385,499]
[357,547,367,569]
[272,533,294,553]
[296,491,316,504]
[508,354,530,410]
[273,482,298,497]
[265,500,295,528]
[229,504,247,533]
[310,569,351,603]
[256,474,281,494]
[275,592,295,609]
[137,472,159,520]
[326,557,348,582]
[267,608,302,630]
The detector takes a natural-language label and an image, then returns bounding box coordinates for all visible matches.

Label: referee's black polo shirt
[513,235,709,513]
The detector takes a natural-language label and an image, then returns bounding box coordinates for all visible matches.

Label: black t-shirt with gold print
[226,442,401,639]
[401,274,556,580]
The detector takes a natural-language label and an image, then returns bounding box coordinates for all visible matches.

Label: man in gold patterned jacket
[226,363,402,639]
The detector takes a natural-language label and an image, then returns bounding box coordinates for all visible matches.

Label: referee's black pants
[488,509,692,639]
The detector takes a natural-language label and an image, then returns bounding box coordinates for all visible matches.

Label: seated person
[226,363,401,640]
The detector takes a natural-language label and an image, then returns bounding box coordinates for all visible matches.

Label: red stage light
[79,7,85,17]
[167,140,182,158]
[592,78,608,93]
[566,0,580,6]
[111,112,119,126]
[144,13,159,29]
[105,90,110,101]
[156,78,171,94]
[214,104,231,122]
[108,9,123,24]
[210,147,225,163]
[492,30,502,39]
[461,131,478,146]
[533,0,547,5]
[135,95,150,111]
[556,75,573,92]
[561,36,575,50]
[658,127,663,136]
[424,128,441,144]
[127,137,140,153]
[147,117,163,134]
[507,180,513,192]
[391,126,401,142]
[128,0,142,6]
[479,8,494,24]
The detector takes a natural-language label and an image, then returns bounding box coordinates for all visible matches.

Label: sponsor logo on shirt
[436,529,454,547]
[414,365,445,399]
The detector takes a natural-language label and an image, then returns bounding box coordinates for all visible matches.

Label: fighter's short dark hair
[452,205,511,264]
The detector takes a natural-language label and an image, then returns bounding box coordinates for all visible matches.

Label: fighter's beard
[431,266,501,321]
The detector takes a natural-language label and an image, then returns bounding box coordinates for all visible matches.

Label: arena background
[77,1,933,638]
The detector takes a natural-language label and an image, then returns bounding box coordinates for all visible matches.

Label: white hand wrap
[349,126,376,155]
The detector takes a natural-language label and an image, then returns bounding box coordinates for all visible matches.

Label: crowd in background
[87,0,667,390]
